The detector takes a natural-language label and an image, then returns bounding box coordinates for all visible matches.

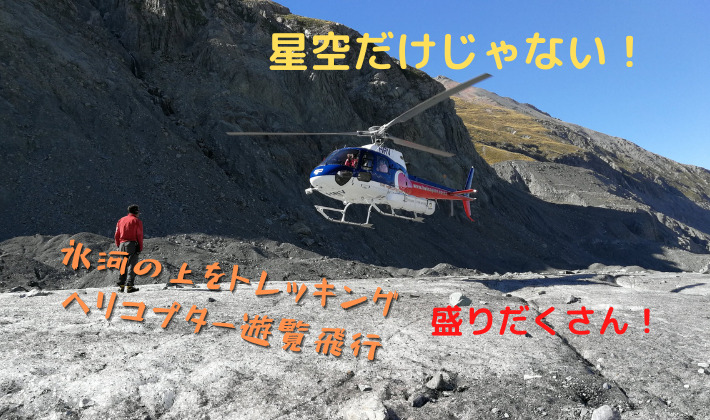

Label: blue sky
[276,0,709,170]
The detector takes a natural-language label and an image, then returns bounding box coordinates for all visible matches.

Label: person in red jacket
[114,204,143,293]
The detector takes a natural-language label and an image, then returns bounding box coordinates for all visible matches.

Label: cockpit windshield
[320,149,360,167]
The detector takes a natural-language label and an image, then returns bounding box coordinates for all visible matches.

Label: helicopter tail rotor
[446,167,476,221]
[462,167,476,221]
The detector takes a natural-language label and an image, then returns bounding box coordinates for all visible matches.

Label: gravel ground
[1,270,708,419]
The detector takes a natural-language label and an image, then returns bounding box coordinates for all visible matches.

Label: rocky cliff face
[1,0,708,278]
[439,76,710,260]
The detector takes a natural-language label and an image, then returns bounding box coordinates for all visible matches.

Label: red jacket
[115,213,144,251]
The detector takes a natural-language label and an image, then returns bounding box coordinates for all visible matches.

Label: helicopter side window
[344,153,359,168]
[322,149,357,166]
[360,152,373,171]
[376,156,389,173]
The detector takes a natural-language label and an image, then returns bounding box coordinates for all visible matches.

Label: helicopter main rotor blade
[386,135,455,157]
[379,73,492,133]
[226,131,363,136]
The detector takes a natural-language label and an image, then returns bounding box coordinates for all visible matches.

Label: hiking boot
[117,285,125,293]
[126,286,140,293]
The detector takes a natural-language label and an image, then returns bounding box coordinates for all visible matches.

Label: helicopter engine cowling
[385,193,436,215]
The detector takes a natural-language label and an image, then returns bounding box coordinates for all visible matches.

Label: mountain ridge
[437,75,710,234]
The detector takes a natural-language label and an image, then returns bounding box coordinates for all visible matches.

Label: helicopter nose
[309,175,337,190]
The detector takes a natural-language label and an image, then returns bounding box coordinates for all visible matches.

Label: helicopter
[227,73,492,227]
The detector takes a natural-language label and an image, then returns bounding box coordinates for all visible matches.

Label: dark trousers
[117,241,140,287]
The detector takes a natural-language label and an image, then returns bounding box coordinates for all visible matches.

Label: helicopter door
[358,151,373,182]
[371,155,391,184]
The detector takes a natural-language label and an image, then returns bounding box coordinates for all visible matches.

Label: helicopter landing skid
[314,203,424,228]
[369,203,425,223]
[315,203,373,228]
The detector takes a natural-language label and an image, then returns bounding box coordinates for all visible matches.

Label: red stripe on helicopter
[397,173,473,201]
